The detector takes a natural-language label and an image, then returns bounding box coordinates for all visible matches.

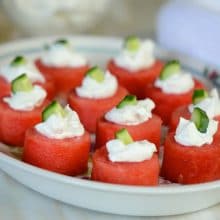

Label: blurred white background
[1,0,219,66]
[0,0,164,42]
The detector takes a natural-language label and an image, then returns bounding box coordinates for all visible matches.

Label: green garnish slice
[124,36,141,52]
[192,89,208,105]
[86,66,104,83]
[42,101,66,121]
[191,107,209,133]
[54,39,69,46]
[11,74,33,93]
[116,95,137,109]
[159,60,181,80]
[10,56,26,67]
[115,128,133,145]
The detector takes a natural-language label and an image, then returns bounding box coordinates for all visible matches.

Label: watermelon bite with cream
[95,95,162,150]
[23,101,90,176]
[107,36,163,99]
[162,107,220,184]
[92,128,160,186]
[68,66,128,133]
[0,74,48,146]
[0,56,55,99]
[145,60,205,125]
[35,39,89,96]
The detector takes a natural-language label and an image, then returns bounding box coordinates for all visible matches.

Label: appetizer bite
[95,95,162,150]
[92,129,159,186]
[145,60,205,125]
[162,108,220,184]
[0,56,55,99]
[23,101,90,175]
[107,36,163,99]
[170,88,220,131]
[35,39,89,96]
[68,66,128,133]
[0,74,48,146]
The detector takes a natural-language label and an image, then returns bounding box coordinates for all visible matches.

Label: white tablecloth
[0,170,220,220]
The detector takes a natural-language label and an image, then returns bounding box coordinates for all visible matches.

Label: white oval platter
[0,36,219,216]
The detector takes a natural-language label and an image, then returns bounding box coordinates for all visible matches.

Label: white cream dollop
[155,71,194,94]
[35,105,84,139]
[114,39,155,71]
[188,89,220,119]
[106,139,157,162]
[105,99,155,125]
[174,117,218,147]
[3,85,46,111]
[76,70,118,99]
[0,60,45,83]
[41,43,87,67]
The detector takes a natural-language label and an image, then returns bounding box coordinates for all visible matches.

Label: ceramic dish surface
[0,36,219,216]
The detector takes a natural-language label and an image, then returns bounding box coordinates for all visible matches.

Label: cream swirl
[174,117,218,147]
[76,71,118,99]
[105,99,155,125]
[114,39,155,71]
[41,43,87,67]
[106,139,157,162]
[35,105,84,139]
[3,85,46,111]
[0,59,45,83]
[155,71,194,94]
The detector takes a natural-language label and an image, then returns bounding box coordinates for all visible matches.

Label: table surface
[0,170,220,220]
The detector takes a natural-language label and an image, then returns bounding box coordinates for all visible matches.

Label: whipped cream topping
[114,39,155,71]
[105,98,155,125]
[3,85,46,111]
[189,88,220,119]
[76,70,118,99]
[41,43,87,67]
[35,105,84,139]
[0,59,45,83]
[106,139,157,162]
[155,71,194,94]
[174,117,218,147]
